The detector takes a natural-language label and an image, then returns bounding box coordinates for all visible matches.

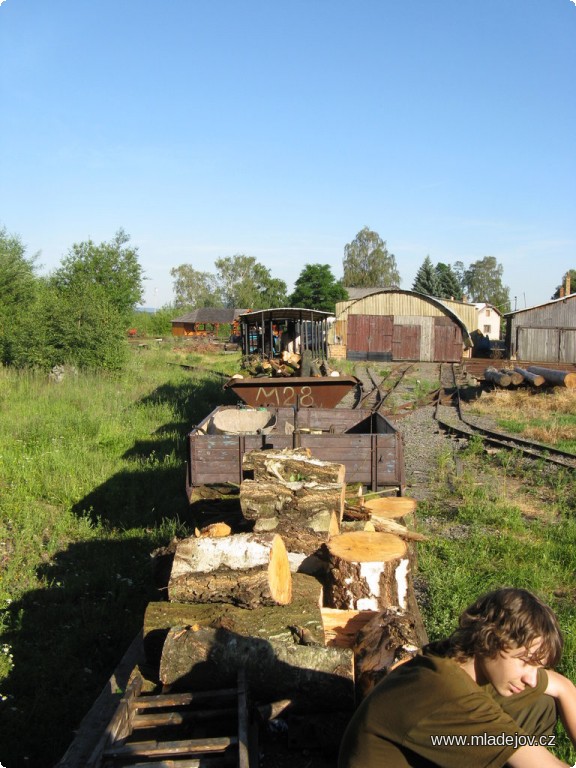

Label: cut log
[243,448,346,484]
[159,625,355,712]
[353,608,425,698]
[194,523,232,538]
[527,366,576,388]
[369,516,426,542]
[500,368,525,386]
[361,496,417,519]
[240,479,344,531]
[321,608,379,648]
[168,533,292,608]
[281,350,301,368]
[484,367,512,387]
[513,366,545,387]
[144,573,325,664]
[323,531,410,611]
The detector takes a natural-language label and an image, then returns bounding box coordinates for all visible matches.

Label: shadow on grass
[0,537,161,768]
[0,376,239,767]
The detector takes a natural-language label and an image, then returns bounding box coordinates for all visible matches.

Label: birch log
[324,531,410,612]
[240,478,343,535]
[243,448,346,485]
[168,532,292,608]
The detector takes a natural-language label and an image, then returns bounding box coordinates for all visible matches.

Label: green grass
[0,345,239,767]
[416,441,576,763]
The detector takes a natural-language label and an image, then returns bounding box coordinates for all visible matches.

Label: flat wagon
[186,405,405,499]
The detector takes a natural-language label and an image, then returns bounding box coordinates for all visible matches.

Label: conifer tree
[412,256,439,296]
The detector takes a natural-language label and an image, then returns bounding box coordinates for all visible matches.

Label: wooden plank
[133,690,237,709]
[237,669,250,768]
[104,736,236,759]
[132,708,237,729]
[56,633,145,768]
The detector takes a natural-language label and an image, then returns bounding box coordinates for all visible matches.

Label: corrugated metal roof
[238,307,332,323]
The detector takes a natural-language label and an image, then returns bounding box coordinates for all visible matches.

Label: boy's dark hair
[443,587,563,667]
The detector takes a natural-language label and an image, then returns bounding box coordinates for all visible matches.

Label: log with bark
[144,573,325,664]
[159,625,355,712]
[168,532,292,609]
[243,448,346,485]
[500,368,525,386]
[323,531,410,612]
[513,366,545,387]
[484,367,512,387]
[352,608,428,698]
[240,478,343,535]
[527,366,576,388]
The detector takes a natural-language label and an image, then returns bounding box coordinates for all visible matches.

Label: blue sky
[1,0,574,310]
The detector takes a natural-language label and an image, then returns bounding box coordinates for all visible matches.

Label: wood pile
[147,448,427,756]
[241,351,339,378]
[484,365,576,389]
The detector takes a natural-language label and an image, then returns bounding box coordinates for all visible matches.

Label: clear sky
[1,0,574,311]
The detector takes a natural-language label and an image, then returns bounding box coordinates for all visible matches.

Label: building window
[483,325,491,335]
[485,309,491,316]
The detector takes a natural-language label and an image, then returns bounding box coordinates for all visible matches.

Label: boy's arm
[545,670,576,747]
[507,745,568,767]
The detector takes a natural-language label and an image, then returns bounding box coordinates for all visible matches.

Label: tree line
[2,222,570,372]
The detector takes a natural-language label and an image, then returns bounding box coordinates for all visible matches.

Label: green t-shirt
[338,649,549,768]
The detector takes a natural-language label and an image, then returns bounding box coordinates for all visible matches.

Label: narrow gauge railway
[435,363,576,471]
[352,364,415,411]
[346,362,576,472]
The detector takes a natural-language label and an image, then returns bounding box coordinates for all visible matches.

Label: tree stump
[168,532,292,608]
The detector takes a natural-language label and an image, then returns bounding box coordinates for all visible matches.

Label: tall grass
[0,345,239,767]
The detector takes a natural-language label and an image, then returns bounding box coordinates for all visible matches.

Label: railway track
[353,363,416,411]
[435,363,576,471]
[348,361,576,472]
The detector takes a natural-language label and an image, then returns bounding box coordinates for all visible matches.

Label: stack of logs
[145,448,427,749]
[484,365,576,389]
[241,349,339,378]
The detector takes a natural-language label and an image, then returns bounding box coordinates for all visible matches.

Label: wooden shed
[505,294,576,363]
[171,308,247,338]
[330,289,474,363]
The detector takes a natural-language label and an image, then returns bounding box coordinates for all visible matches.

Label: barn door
[433,319,463,362]
[392,325,421,360]
[347,315,393,361]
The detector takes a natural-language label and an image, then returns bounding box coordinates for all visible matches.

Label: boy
[338,587,576,767]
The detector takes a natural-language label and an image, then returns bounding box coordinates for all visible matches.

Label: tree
[214,255,287,309]
[343,227,401,288]
[0,226,41,365]
[52,229,144,322]
[170,265,223,309]
[435,263,463,300]
[288,264,348,312]
[412,256,439,296]
[0,226,38,312]
[551,269,576,300]
[461,256,510,312]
